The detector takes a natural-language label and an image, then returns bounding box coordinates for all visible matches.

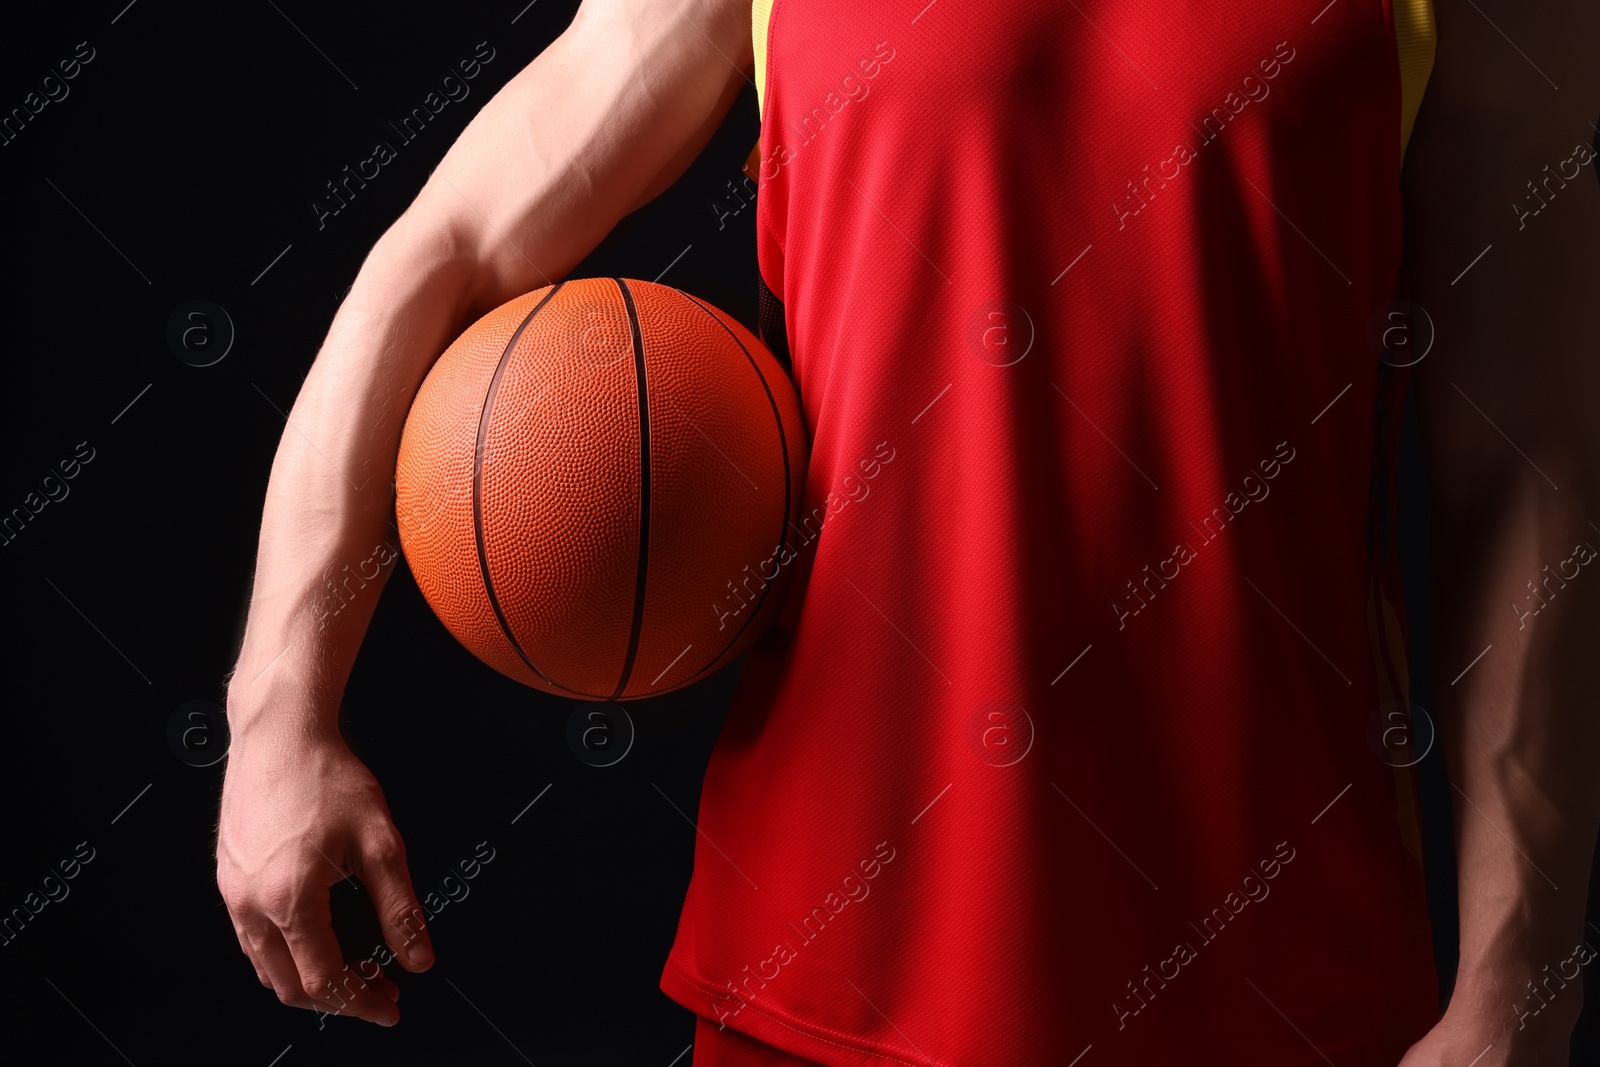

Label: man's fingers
[370,975,401,1003]
[358,828,435,973]
[235,932,272,988]
[223,878,275,989]
[281,889,400,1026]
[249,923,317,1010]
[230,920,273,988]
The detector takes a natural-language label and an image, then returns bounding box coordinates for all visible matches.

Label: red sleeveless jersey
[661,2,1440,1064]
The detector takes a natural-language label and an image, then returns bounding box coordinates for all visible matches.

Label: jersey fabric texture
[694,1014,829,1066]
[666,2,1441,1064]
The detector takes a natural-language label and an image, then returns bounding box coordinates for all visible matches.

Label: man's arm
[1400,2,1600,1064]
[220,0,752,1027]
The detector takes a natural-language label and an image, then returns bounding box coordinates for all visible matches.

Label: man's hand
[217,716,431,1026]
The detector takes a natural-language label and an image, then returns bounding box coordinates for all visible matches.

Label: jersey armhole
[1394,0,1436,160]
[753,0,774,125]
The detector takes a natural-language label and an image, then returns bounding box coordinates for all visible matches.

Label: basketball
[393,278,807,701]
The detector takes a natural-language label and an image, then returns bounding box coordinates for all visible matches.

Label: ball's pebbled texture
[395,278,807,700]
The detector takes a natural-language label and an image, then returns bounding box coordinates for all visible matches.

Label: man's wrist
[225,642,342,742]
[1452,935,1592,1037]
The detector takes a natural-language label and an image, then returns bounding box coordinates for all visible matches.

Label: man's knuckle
[301,973,342,1001]
[235,913,272,945]
[259,881,298,918]
[387,903,427,939]
[220,882,252,913]
[366,828,405,866]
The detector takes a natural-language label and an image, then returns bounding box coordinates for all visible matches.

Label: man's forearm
[1433,481,1600,1030]
[226,218,478,734]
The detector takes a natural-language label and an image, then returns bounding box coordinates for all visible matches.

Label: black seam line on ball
[611,278,651,700]
[474,283,585,697]
[677,292,794,689]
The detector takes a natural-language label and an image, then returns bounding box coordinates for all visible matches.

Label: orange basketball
[394,278,807,700]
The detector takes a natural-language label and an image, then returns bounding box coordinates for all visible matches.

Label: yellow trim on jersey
[753,0,773,122]
[1394,0,1436,158]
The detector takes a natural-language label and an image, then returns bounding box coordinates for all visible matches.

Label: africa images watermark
[1513,938,1598,1032]
[1,440,97,549]
[1,841,98,948]
[0,39,96,149]
[1113,40,1297,230]
[710,40,897,238]
[1513,536,1596,630]
[314,540,401,630]
[312,839,497,1030]
[1112,440,1297,629]
[707,840,898,1029]
[1113,840,1298,1030]
[713,440,897,633]
[311,41,498,230]
[746,41,897,199]
[1512,139,1596,231]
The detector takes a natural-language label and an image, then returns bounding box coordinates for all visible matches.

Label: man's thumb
[359,828,434,972]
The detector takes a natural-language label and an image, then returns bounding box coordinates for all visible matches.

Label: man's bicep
[1402,0,1600,508]
[574,0,755,75]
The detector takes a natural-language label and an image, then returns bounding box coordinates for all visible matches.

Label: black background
[0,2,1596,1065]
